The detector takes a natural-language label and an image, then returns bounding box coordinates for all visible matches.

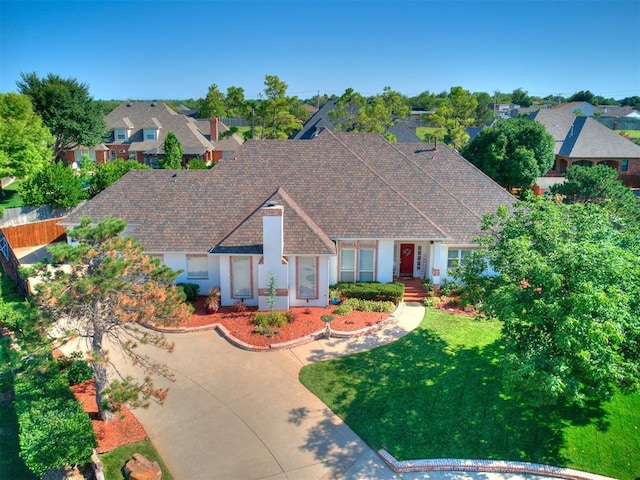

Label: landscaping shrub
[334,304,353,316]
[14,357,95,476]
[176,282,200,301]
[335,282,403,303]
[439,279,462,296]
[57,352,93,386]
[340,298,395,313]
[254,311,290,328]
[423,296,441,307]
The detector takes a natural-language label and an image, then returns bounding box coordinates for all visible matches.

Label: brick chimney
[210,117,219,142]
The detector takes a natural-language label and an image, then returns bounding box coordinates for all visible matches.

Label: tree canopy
[160,131,183,169]
[197,83,227,118]
[461,117,555,190]
[16,72,105,160]
[19,161,87,208]
[0,92,53,183]
[458,196,640,407]
[427,86,478,148]
[88,158,151,197]
[253,74,304,139]
[33,217,193,420]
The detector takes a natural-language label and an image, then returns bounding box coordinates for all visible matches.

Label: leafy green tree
[33,217,193,420]
[511,88,532,107]
[473,91,494,125]
[88,159,150,197]
[620,96,640,110]
[427,86,478,148]
[160,131,183,169]
[461,117,554,190]
[407,90,439,111]
[19,161,87,208]
[550,164,640,226]
[197,83,227,118]
[225,86,247,118]
[330,88,366,132]
[458,196,640,407]
[255,75,303,139]
[16,72,105,160]
[568,90,595,104]
[0,93,53,191]
[187,158,208,169]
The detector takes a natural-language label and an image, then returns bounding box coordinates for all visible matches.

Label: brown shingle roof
[66,132,516,252]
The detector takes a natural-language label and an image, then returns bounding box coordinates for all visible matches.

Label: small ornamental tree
[33,217,193,420]
[19,160,87,208]
[160,131,182,169]
[457,196,640,407]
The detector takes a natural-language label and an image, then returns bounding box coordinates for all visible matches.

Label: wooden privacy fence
[0,217,67,297]
[1,217,66,248]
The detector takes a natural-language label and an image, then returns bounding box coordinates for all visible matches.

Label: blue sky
[1,0,639,101]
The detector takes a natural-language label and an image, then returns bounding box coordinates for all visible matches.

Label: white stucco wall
[164,252,221,297]
[377,239,395,283]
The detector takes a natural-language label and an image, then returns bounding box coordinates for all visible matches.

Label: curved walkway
[107,303,611,480]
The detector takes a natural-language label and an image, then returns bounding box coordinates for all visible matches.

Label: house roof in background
[104,102,215,154]
[291,100,421,142]
[65,131,516,252]
[529,109,640,158]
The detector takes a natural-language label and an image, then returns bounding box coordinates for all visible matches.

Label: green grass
[619,129,640,138]
[416,126,446,142]
[100,440,173,480]
[0,181,24,210]
[300,309,640,480]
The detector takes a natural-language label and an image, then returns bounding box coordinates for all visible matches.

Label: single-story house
[63,132,515,310]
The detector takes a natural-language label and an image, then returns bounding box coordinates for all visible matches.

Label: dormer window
[144,129,158,141]
[115,128,128,141]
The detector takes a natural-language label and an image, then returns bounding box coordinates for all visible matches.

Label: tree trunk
[91,323,115,422]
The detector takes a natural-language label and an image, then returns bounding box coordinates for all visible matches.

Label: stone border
[377,449,616,480]
[143,303,405,352]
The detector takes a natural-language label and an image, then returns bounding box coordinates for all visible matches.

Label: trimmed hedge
[14,357,96,476]
[177,282,200,301]
[335,282,404,303]
[340,298,396,313]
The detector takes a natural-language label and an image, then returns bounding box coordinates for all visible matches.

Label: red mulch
[71,379,148,453]
[187,296,390,348]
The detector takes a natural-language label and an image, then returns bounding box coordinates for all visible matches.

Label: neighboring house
[63,132,515,310]
[529,108,640,188]
[553,101,596,116]
[61,102,241,167]
[190,117,244,162]
[596,105,640,119]
[291,100,422,142]
[489,103,521,118]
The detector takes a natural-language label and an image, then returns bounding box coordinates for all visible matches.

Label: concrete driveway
[110,305,561,480]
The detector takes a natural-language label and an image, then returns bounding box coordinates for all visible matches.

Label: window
[447,249,471,270]
[115,129,127,141]
[358,249,375,282]
[297,257,317,299]
[110,150,116,160]
[144,129,157,141]
[231,256,252,298]
[340,249,356,282]
[186,255,208,279]
[621,160,629,172]
[416,245,423,270]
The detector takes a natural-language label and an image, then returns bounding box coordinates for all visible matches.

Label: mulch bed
[186,296,390,348]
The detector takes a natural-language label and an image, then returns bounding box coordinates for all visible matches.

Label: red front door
[399,243,414,276]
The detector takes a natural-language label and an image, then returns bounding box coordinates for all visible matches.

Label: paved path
[109,304,561,480]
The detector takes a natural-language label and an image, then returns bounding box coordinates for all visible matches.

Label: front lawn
[299,309,640,480]
[100,440,173,480]
[0,180,24,210]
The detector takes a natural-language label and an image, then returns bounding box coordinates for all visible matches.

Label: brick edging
[142,303,406,352]
[377,449,616,480]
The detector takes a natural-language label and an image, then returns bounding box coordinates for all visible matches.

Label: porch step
[396,277,428,303]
